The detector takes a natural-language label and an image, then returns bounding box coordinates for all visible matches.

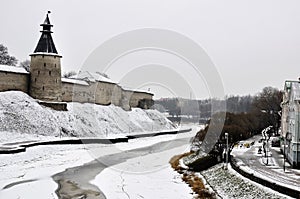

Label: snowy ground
[201,164,293,199]
[0,125,199,199]
[0,91,175,143]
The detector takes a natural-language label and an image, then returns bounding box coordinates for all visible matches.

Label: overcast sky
[1,0,300,99]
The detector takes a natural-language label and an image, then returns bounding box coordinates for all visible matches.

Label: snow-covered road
[0,125,199,199]
[231,135,300,191]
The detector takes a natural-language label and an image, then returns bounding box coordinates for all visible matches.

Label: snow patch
[0,65,28,74]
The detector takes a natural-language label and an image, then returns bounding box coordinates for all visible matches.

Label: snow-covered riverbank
[0,91,175,143]
[201,164,293,199]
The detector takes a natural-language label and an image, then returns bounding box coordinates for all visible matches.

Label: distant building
[281,80,300,168]
[0,12,153,110]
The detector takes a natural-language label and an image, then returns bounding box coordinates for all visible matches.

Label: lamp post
[266,139,269,165]
[283,136,286,172]
[261,126,272,165]
[225,132,229,170]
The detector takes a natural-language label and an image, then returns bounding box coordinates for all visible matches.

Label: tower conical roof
[33,11,58,54]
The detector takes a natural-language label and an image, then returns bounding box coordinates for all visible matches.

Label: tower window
[49,71,51,76]
[44,63,46,67]
[55,79,57,83]
[42,86,44,91]
[35,78,37,82]
[38,71,40,75]
[55,64,56,68]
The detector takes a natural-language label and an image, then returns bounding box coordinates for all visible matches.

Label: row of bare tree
[192,87,282,153]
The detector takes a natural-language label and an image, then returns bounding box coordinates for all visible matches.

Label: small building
[281,80,300,168]
[67,71,123,106]
[121,87,154,109]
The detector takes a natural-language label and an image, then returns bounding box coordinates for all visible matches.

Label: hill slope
[0,91,176,142]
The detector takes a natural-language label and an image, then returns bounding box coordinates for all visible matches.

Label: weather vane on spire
[48,11,51,14]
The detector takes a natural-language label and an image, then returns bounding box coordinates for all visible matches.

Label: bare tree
[251,86,282,134]
[0,44,18,66]
[19,59,30,72]
[63,71,77,78]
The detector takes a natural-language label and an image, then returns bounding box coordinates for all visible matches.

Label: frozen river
[0,127,198,199]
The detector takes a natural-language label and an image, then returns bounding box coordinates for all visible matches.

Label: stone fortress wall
[0,65,29,93]
[0,65,153,111]
[60,71,153,110]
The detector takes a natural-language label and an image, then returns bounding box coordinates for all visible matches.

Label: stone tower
[30,11,62,102]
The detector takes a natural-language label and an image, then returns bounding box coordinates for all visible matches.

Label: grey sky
[1,0,300,99]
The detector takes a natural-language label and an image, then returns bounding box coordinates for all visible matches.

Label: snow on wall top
[61,77,89,86]
[70,71,117,84]
[70,71,153,94]
[122,86,153,95]
[0,64,29,74]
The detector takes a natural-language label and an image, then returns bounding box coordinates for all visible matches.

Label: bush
[187,154,219,172]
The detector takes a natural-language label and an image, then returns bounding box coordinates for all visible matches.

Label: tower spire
[33,11,58,54]
[30,12,62,102]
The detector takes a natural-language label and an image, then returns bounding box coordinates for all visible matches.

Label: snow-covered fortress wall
[61,78,145,110]
[0,66,153,110]
[0,65,29,93]
[62,78,153,110]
